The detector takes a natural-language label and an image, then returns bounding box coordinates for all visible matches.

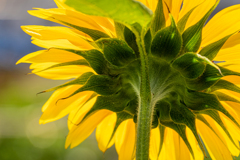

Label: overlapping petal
[18,0,240,160]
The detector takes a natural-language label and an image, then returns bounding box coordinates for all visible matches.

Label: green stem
[135,31,153,160]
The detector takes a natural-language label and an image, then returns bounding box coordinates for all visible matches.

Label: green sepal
[81,85,138,123]
[151,0,165,35]
[182,1,219,53]
[185,91,240,128]
[156,91,206,156]
[38,72,94,94]
[210,79,240,93]
[152,113,159,129]
[68,74,120,96]
[156,100,171,122]
[62,49,112,75]
[158,125,165,157]
[160,121,195,159]
[32,59,89,74]
[177,6,198,33]
[185,91,223,111]
[172,53,206,79]
[144,29,152,54]
[219,66,240,76]
[60,21,110,41]
[200,110,239,149]
[185,64,223,91]
[151,15,182,62]
[124,26,139,56]
[168,96,206,156]
[199,33,234,60]
[64,0,153,28]
[97,38,136,67]
[214,91,240,103]
[114,21,125,40]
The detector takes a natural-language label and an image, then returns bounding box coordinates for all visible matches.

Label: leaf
[97,38,137,66]
[151,0,165,35]
[182,1,219,53]
[63,0,153,28]
[151,15,182,62]
[199,33,235,60]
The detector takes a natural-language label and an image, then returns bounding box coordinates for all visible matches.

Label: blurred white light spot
[26,117,58,149]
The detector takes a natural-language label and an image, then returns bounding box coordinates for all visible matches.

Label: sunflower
[17,0,240,159]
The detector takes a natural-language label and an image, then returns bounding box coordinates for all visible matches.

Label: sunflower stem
[135,30,153,160]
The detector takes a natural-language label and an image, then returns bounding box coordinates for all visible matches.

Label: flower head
[18,0,240,159]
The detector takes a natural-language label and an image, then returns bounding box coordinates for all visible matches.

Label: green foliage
[64,0,153,28]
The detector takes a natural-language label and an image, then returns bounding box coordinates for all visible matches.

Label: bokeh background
[0,0,240,160]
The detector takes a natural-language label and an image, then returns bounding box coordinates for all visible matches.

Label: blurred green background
[0,0,240,160]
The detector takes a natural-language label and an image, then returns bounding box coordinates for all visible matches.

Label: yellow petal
[221,114,240,155]
[179,0,216,30]
[96,113,117,152]
[218,113,240,156]
[172,129,191,160]
[186,127,204,160]
[137,0,157,12]
[164,0,183,21]
[197,116,233,160]
[33,65,92,80]
[160,128,176,160]
[115,119,136,160]
[149,127,160,160]
[40,84,93,124]
[202,4,240,46]
[66,109,112,149]
[203,112,239,157]
[31,38,83,50]
[67,96,97,130]
[22,25,94,50]
[16,49,82,64]
[222,76,240,85]
[222,100,240,124]
[28,8,115,37]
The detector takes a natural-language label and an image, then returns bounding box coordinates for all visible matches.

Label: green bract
[38,0,240,159]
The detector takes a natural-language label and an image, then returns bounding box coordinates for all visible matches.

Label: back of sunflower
[17,0,240,159]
